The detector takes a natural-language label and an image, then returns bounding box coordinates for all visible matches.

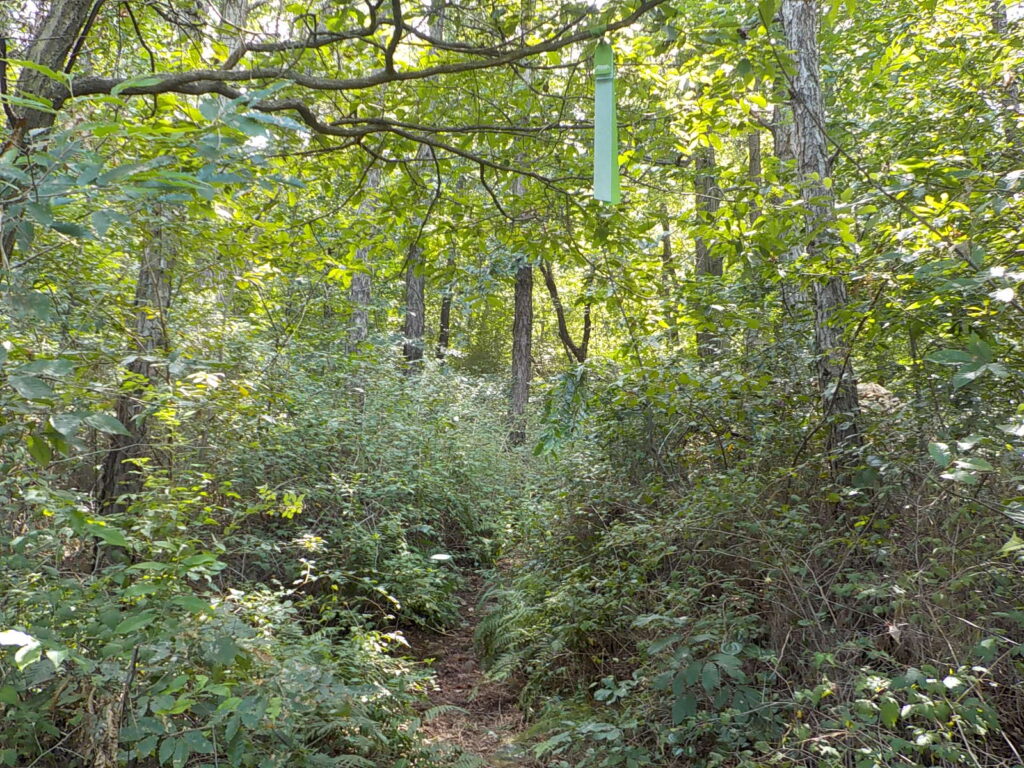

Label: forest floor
[406,573,529,767]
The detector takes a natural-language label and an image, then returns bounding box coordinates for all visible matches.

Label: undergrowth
[0,355,523,768]
[478,356,1024,768]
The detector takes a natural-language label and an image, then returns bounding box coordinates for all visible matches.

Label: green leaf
[671,693,696,724]
[879,696,899,727]
[210,636,242,666]
[88,523,129,548]
[25,435,52,466]
[182,730,214,755]
[115,610,157,635]
[14,641,41,669]
[8,375,54,400]
[50,413,84,438]
[111,75,164,96]
[927,442,952,468]
[171,595,210,613]
[17,358,76,377]
[50,221,92,238]
[84,412,131,436]
[757,0,779,24]
[925,349,972,364]
[954,456,994,471]
[0,685,18,705]
[158,737,176,765]
[952,363,985,390]
[701,662,720,692]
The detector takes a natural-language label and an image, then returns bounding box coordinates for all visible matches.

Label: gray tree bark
[782,0,862,467]
[1,0,97,260]
[349,168,380,350]
[694,145,722,360]
[99,226,172,513]
[770,101,809,317]
[402,0,445,366]
[508,257,533,446]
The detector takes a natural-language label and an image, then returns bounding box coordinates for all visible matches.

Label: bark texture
[403,245,426,364]
[782,0,862,465]
[658,206,678,343]
[770,101,808,316]
[694,145,722,360]
[1,0,97,260]
[508,260,533,446]
[402,0,445,366]
[99,228,172,513]
[349,168,380,350]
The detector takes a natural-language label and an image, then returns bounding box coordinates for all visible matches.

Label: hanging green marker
[593,40,620,204]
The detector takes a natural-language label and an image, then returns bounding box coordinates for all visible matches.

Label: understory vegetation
[3,0,1024,766]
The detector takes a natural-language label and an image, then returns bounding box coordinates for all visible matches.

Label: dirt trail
[407,574,527,766]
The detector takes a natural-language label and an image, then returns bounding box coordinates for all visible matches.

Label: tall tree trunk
[349,168,379,350]
[99,226,171,513]
[508,257,533,445]
[1,0,97,260]
[743,127,764,354]
[402,245,425,364]
[782,0,862,469]
[402,0,445,366]
[694,145,722,360]
[770,101,808,317]
[437,253,454,359]
[659,205,678,344]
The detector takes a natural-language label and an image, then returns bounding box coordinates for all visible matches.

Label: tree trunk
[99,227,171,513]
[402,245,426,364]
[782,0,862,468]
[437,254,454,359]
[694,145,722,360]
[348,168,379,350]
[401,0,444,366]
[1,0,97,260]
[743,128,764,354]
[540,261,590,365]
[770,102,809,317]
[659,206,678,344]
[508,259,533,445]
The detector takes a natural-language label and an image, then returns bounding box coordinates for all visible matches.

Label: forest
[1,0,1023,766]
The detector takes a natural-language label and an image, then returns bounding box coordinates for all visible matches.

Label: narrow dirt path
[406,574,528,766]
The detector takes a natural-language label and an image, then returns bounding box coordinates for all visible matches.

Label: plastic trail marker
[593,40,620,204]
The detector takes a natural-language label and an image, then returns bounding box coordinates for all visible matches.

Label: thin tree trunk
[694,145,722,360]
[744,127,764,354]
[348,168,379,350]
[782,0,862,469]
[437,253,454,359]
[659,205,678,344]
[402,245,425,364]
[508,259,533,445]
[99,226,171,513]
[539,261,590,364]
[506,0,535,446]
[771,101,808,317]
[402,0,445,366]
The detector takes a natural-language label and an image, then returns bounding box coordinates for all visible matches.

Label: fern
[452,752,486,768]
[333,755,376,768]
